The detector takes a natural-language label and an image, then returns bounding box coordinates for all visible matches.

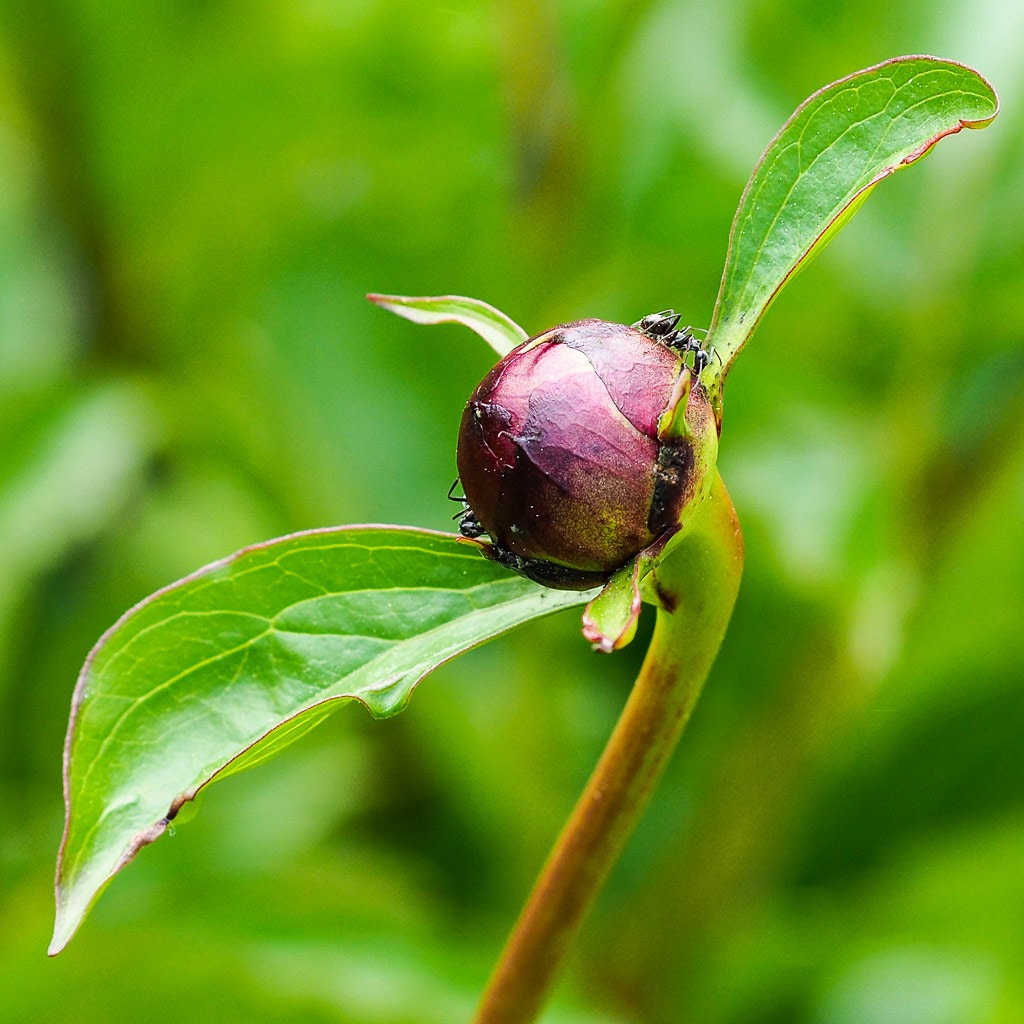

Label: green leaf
[581,531,677,654]
[582,558,644,654]
[704,56,999,391]
[51,526,591,955]
[367,292,528,358]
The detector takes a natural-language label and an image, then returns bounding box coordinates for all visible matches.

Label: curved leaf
[582,558,644,655]
[368,292,528,358]
[704,56,999,391]
[51,526,591,955]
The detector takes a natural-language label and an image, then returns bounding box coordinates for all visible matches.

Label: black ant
[632,309,719,381]
[447,479,486,539]
[633,308,683,340]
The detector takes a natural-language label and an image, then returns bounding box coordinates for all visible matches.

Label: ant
[632,309,719,381]
[447,479,486,539]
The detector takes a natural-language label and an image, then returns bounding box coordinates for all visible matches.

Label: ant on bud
[631,309,719,382]
[447,479,486,539]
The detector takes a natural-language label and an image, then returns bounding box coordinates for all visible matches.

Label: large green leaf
[51,526,591,955]
[704,56,998,391]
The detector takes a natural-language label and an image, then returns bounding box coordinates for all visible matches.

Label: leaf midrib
[67,575,576,869]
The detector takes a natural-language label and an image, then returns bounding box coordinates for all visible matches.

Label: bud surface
[457,319,710,589]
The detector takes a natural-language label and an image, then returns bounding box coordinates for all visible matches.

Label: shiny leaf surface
[704,56,998,388]
[51,526,590,954]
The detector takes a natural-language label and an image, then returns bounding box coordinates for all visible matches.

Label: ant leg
[448,478,486,538]
[691,346,720,383]
[662,327,698,357]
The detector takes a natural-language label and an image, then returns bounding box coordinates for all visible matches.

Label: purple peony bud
[456,318,714,590]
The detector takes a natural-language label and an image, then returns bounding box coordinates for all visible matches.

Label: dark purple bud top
[457,319,712,590]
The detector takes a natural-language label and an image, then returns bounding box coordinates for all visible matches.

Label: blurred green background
[2,1,1022,1021]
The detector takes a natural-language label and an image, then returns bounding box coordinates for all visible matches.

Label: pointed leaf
[51,526,591,955]
[704,56,998,389]
[368,292,528,358]
[582,559,644,654]
[581,530,677,654]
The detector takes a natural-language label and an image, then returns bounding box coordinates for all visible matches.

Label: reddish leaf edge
[706,54,1000,380]
[49,523,546,956]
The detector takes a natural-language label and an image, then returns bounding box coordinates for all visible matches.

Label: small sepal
[367,292,527,358]
[582,533,674,653]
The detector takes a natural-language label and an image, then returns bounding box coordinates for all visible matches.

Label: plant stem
[472,474,744,1024]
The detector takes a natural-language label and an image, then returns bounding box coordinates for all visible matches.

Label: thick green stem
[472,474,744,1024]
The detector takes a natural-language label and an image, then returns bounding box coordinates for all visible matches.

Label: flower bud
[456,318,716,590]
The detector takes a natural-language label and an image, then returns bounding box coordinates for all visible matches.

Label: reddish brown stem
[473,474,743,1023]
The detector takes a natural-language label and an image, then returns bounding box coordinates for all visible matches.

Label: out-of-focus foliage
[1,1,1021,1021]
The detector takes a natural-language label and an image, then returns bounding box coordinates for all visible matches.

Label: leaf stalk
[472,474,743,1023]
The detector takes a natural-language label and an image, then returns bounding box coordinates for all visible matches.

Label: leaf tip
[366,291,401,311]
[49,886,84,957]
[582,561,644,653]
